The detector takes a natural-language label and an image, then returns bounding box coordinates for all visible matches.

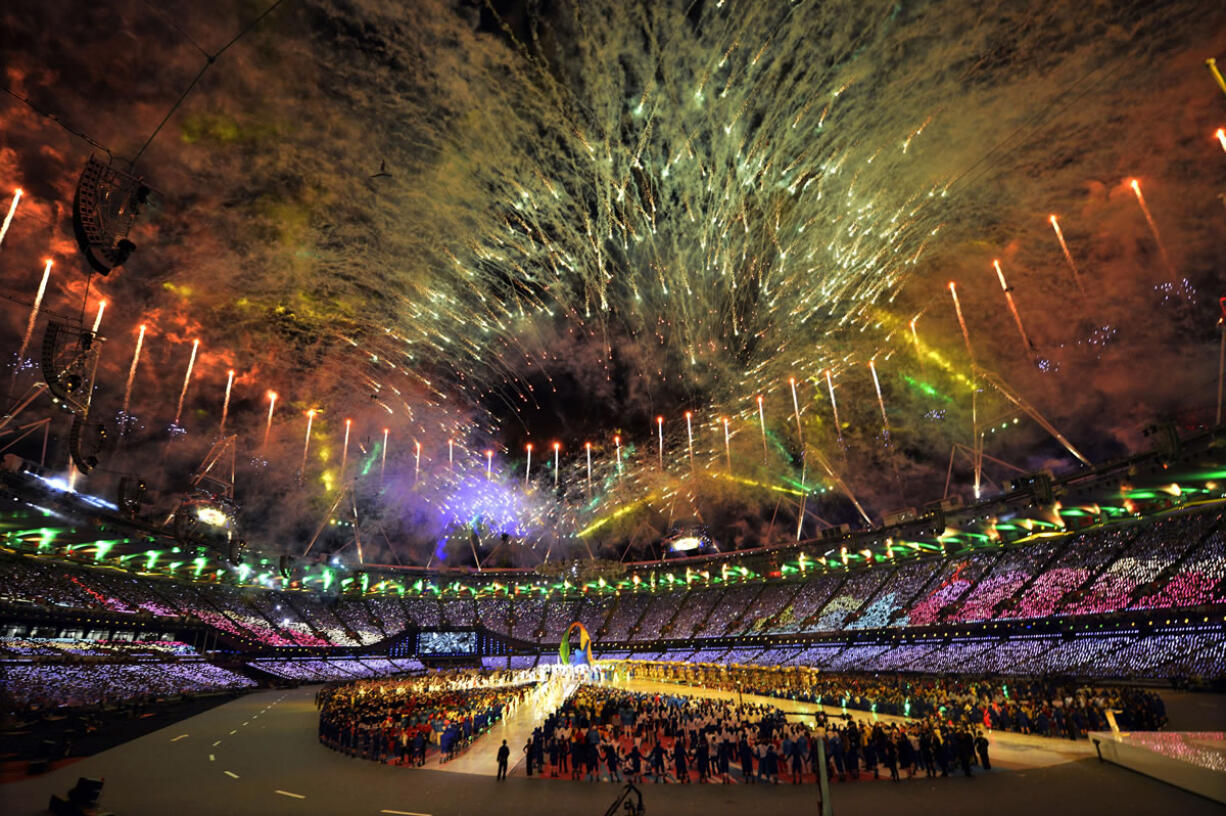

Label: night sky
[1,0,1224,565]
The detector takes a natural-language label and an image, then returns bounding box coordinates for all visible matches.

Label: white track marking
[275,790,306,799]
[224,771,239,779]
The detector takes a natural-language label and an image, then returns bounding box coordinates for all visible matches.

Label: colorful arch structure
[558,621,594,665]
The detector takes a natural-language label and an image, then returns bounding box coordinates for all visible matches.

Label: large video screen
[417,630,478,656]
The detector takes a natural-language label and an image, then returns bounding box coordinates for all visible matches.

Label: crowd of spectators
[2,509,1221,656]
[815,571,889,631]
[604,623,1226,682]
[0,637,196,659]
[629,596,680,642]
[739,582,801,635]
[1,660,255,711]
[441,599,477,628]
[603,594,650,640]
[666,589,722,638]
[507,597,542,640]
[848,561,940,630]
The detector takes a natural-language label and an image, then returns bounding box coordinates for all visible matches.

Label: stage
[1090,730,1226,805]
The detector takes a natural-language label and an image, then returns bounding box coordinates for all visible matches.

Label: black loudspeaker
[1142,421,1180,459]
[49,776,105,815]
[279,554,294,580]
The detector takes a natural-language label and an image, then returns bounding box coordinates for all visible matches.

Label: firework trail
[120,324,147,434]
[909,315,925,373]
[414,439,421,483]
[340,417,352,474]
[585,441,593,494]
[824,370,844,450]
[756,395,768,462]
[91,300,107,334]
[220,370,234,435]
[993,260,1033,355]
[684,411,694,469]
[1129,179,1176,279]
[0,189,22,250]
[868,358,890,445]
[262,390,277,448]
[553,441,561,488]
[656,416,664,469]
[721,418,732,474]
[525,442,533,484]
[172,339,200,425]
[15,259,51,372]
[302,409,316,476]
[1048,215,1083,292]
[949,281,981,499]
[381,427,389,480]
[789,377,804,442]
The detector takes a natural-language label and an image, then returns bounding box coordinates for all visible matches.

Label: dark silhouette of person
[496,740,510,780]
[975,731,991,770]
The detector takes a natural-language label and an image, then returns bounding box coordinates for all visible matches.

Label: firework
[15,259,52,370]
[684,411,694,469]
[220,369,234,435]
[1048,215,1083,292]
[868,358,890,445]
[1217,128,1226,153]
[525,442,533,484]
[381,428,389,480]
[613,435,622,480]
[993,259,1033,354]
[414,439,421,484]
[263,390,278,449]
[789,377,804,442]
[120,323,147,434]
[172,339,200,425]
[824,370,844,449]
[91,300,107,334]
[0,188,21,250]
[1209,58,1226,96]
[1129,179,1175,279]
[585,441,593,494]
[485,449,493,480]
[656,416,664,469]
[909,315,924,373]
[553,441,560,488]
[756,395,768,461]
[722,417,732,474]
[301,409,316,476]
[448,438,454,470]
[340,417,352,474]
[949,281,981,499]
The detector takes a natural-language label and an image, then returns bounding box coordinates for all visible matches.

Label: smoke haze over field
[1,0,1224,564]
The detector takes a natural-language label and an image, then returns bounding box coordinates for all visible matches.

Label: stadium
[1,1,1225,814]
